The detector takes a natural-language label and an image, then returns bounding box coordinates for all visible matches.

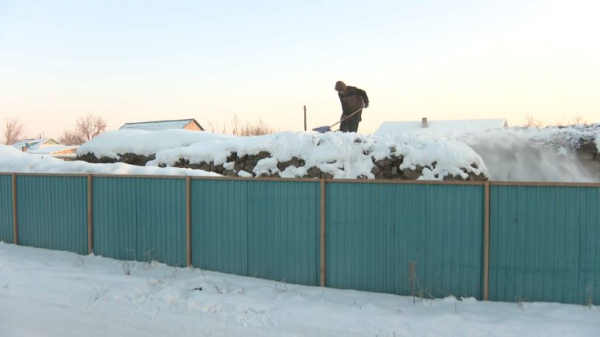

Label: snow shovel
[312,108,362,133]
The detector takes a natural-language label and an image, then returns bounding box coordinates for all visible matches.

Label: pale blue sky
[1,0,599,138]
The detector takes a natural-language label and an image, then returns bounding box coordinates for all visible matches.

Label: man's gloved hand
[365,103,369,108]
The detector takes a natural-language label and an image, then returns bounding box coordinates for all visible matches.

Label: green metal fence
[92,177,187,266]
[326,182,485,299]
[489,184,600,305]
[1,174,600,306]
[191,179,321,285]
[0,175,14,243]
[16,175,88,254]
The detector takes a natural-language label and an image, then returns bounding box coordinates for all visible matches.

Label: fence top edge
[91,174,187,179]
[5,172,90,178]
[326,179,487,186]
[189,176,320,182]
[489,181,600,188]
[2,172,599,187]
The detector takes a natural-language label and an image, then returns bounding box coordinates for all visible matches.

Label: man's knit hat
[335,81,347,91]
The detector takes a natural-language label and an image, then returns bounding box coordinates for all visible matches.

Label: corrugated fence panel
[326,182,485,299]
[0,175,14,243]
[489,185,600,305]
[16,175,88,254]
[93,177,186,266]
[191,179,249,276]
[191,179,321,286]
[246,180,320,285]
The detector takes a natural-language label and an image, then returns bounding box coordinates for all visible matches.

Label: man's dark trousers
[340,110,361,133]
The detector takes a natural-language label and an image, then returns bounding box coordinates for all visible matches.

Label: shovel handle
[329,108,362,128]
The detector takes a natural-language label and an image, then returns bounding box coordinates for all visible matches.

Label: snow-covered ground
[0,145,218,177]
[1,243,598,337]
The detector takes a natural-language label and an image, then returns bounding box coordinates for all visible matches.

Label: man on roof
[334,81,369,133]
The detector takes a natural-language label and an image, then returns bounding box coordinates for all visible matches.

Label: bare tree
[57,114,107,145]
[76,114,107,142]
[4,118,25,145]
[58,130,85,145]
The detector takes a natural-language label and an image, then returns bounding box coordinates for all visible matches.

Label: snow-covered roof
[11,138,59,150]
[119,118,204,131]
[375,119,508,137]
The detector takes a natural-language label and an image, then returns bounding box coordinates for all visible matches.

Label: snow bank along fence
[0,173,599,306]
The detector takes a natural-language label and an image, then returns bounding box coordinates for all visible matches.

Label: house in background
[12,138,59,151]
[374,118,508,137]
[119,118,205,131]
[11,138,78,160]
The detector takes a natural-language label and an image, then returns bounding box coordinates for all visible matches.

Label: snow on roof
[375,119,508,137]
[11,138,59,150]
[119,118,203,131]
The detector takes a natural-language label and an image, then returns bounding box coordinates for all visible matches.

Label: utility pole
[304,105,307,131]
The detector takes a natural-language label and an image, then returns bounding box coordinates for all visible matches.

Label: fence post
[87,175,93,254]
[483,181,490,301]
[12,174,18,245]
[304,105,307,131]
[320,178,326,287]
[186,177,192,267]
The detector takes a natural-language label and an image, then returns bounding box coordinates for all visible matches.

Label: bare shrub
[408,260,433,303]
[525,113,542,128]
[572,113,587,125]
[142,260,158,271]
[189,265,208,283]
[122,261,131,275]
[4,118,25,145]
[141,249,157,270]
[515,296,525,311]
[230,114,275,136]
[206,120,227,134]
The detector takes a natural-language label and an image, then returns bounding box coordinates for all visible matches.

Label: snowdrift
[76,130,488,181]
[463,125,600,182]
[0,145,219,177]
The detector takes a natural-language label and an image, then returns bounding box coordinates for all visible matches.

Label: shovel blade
[312,126,331,133]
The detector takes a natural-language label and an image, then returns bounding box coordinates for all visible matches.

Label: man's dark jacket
[338,86,369,120]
